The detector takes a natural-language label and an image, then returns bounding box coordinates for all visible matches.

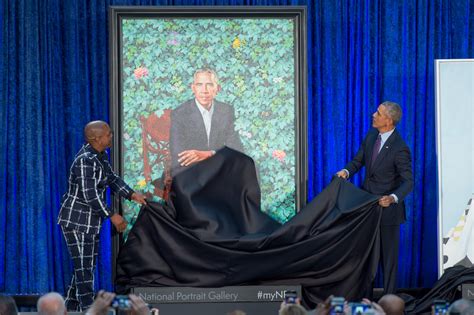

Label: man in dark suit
[337,101,413,294]
[57,121,146,311]
[170,68,243,175]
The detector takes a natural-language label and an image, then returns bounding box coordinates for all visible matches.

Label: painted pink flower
[167,38,179,46]
[272,149,286,162]
[134,67,149,79]
[167,32,180,46]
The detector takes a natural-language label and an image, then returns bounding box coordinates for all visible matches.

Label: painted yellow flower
[137,179,147,188]
[232,37,241,49]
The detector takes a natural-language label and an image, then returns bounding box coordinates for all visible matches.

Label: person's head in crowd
[0,295,18,315]
[279,304,307,315]
[37,292,67,315]
[377,294,404,315]
[448,298,474,315]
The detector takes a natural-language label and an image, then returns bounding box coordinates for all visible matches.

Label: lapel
[209,101,222,147]
[187,100,209,146]
[368,129,399,175]
[366,132,378,169]
[84,144,107,180]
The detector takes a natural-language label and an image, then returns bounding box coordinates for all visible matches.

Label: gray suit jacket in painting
[170,99,243,174]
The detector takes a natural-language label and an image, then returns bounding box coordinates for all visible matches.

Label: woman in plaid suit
[57,121,146,312]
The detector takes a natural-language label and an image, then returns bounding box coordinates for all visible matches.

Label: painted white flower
[273,77,283,83]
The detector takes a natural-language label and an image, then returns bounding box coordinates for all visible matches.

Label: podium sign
[131,285,302,314]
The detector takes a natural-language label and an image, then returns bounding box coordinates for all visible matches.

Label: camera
[432,299,449,315]
[329,296,345,315]
[284,290,298,304]
[349,303,371,314]
[111,295,131,310]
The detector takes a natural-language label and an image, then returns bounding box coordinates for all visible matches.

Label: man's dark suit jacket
[170,99,243,174]
[344,128,413,225]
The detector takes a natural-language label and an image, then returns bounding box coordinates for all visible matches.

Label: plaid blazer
[57,143,134,234]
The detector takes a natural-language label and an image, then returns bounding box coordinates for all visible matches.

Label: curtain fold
[1,0,473,294]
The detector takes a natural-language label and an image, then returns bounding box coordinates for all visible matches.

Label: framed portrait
[435,59,474,274]
[109,6,307,236]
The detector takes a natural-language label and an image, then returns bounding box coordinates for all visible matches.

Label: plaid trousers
[61,226,99,312]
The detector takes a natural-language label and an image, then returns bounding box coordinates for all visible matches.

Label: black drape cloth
[116,148,383,306]
[404,265,474,314]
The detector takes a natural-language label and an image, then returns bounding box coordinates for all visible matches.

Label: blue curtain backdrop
[1,0,473,294]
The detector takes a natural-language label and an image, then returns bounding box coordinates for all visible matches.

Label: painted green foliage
[121,18,296,232]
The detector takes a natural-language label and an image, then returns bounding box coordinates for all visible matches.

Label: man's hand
[378,195,395,208]
[110,214,128,233]
[370,301,386,315]
[129,294,150,315]
[178,150,214,166]
[336,169,349,179]
[279,298,302,311]
[131,192,147,205]
[362,298,386,315]
[86,290,115,315]
[313,295,332,315]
